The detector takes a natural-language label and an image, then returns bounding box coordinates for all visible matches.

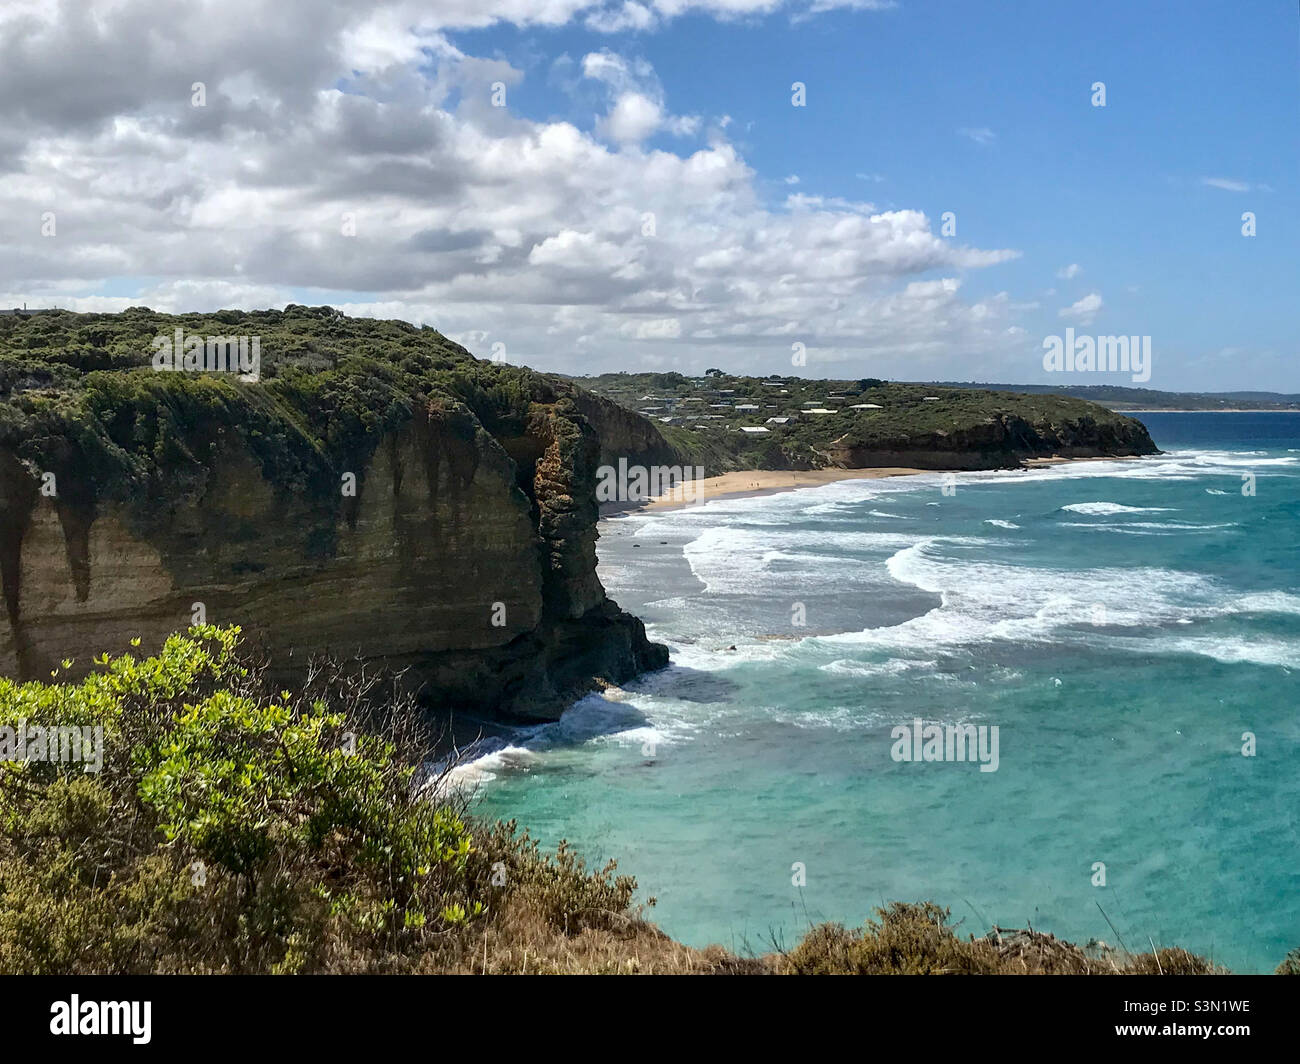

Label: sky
[1,0,1295,390]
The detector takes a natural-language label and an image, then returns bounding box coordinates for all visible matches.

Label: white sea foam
[680,525,919,594]
[430,741,541,795]
[665,637,788,670]
[810,537,1300,667]
[1113,633,1300,669]
[431,685,708,795]
[1191,453,1298,467]
[820,657,940,678]
[1059,521,1239,533]
[984,518,1021,529]
[1061,502,1176,515]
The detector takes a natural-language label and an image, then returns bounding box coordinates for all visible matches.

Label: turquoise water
[467,413,1300,972]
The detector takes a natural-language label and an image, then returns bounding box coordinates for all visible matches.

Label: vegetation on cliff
[0,627,1250,975]
[572,370,1158,473]
[0,306,558,509]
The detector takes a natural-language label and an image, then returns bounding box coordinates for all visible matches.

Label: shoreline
[599,467,929,516]
[602,454,1141,516]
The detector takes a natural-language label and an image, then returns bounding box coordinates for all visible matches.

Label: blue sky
[2,0,1295,390]
[445,0,1297,389]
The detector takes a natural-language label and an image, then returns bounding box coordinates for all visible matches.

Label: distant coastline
[602,454,1140,515]
[1122,408,1300,414]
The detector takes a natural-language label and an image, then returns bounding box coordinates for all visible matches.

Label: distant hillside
[936,382,1300,412]
[569,371,1158,473]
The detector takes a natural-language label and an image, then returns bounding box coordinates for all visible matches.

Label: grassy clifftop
[0,306,559,507]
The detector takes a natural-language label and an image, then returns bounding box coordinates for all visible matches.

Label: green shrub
[783,903,1003,975]
[0,626,644,973]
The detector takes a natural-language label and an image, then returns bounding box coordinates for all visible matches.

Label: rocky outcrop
[0,387,666,722]
[824,411,1159,470]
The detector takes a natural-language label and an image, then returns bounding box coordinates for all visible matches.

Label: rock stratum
[0,307,666,720]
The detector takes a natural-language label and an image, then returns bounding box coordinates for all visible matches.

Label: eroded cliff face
[824,412,1159,470]
[0,400,666,721]
[561,385,684,470]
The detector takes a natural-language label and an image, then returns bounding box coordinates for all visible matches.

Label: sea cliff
[0,307,665,720]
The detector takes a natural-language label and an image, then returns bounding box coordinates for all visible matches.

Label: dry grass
[775,903,1227,976]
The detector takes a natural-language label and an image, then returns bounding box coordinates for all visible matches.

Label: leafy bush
[0,627,651,973]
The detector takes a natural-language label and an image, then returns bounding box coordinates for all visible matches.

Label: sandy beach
[597,454,1147,516]
[618,466,931,513]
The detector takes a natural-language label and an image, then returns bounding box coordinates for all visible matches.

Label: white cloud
[583,49,699,144]
[0,0,1025,378]
[599,92,664,143]
[586,2,658,32]
[958,126,996,146]
[1200,177,1250,192]
[621,316,681,339]
[1056,263,1081,279]
[809,0,897,10]
[1058,292,1103,325]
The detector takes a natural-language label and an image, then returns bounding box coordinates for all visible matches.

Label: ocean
[465,412,1300,973]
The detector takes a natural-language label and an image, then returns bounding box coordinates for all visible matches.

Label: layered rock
[0,394,666,722]
[824,411,1158,470]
